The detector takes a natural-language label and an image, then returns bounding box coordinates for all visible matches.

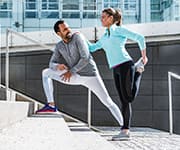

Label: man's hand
[60,70,72,82]
[56,64,68,70]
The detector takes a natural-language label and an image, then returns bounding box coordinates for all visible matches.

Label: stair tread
[0,114,118,150]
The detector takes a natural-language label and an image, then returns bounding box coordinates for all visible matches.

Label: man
[36,20,123,127]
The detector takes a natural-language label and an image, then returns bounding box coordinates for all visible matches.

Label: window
[83,0,96,10]
[0,0,12,18]
[25,12,38,18]
[41,0,59,18]
[41,12,59,18]
[151,4,160,10]
[83,12,97,18]
[25,0,59,18]
[124,0,136,10]
[25,0,37,9]
[104,0,121,9]
[25,0,38,18]
[161,0,173,9]
[42,0,59,10]
[63,0,79,10]
[151,12,162,21]
[62,12,80,18]
[175,4,179,15]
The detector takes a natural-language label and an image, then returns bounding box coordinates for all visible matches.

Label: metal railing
[168,71,180,135]
[4,29,94,128]
[5,28,52,102]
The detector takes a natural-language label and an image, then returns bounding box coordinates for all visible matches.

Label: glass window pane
[151,12,161,21]
[49,0,58,2]
[63,0,79,10]
[0,11,12,18]
[0,2,7,9]
[42,3,47,9]
[129,4,136,10]
[62,12,80,18]
[104,3,109,8]
[49,3,58,9]
[110,3,118,8]
[42,1,58,10]
[41,11,59,18]
[26,3,36,9]
[26,0,36,2]
[83,12,97,18]
[25,12,38,18]
[0,1,12,9]
[151,4,160,10]
[83,0,96,10]
[124,4,128,10]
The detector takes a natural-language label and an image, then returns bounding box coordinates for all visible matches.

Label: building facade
[0,0,179,32]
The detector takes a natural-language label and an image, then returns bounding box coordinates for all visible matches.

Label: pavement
[95,127,180,150]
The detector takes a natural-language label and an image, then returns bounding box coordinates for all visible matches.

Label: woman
[88,8,148,140]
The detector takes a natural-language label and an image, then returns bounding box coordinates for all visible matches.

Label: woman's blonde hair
[102,7,122,26]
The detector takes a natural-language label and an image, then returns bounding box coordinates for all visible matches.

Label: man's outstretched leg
[82,74,123,126]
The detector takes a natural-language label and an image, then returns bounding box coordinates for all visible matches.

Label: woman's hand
[141,49,148,65]
[142,56,148,65]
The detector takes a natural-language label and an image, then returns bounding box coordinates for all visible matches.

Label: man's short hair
[54,20,65,33]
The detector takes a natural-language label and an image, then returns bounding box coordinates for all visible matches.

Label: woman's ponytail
[114,9,122,26]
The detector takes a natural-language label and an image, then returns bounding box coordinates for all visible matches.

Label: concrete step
[67,122,119,150]
[0,114,74,150]
[0,101,30,129]
[0,113,119,150]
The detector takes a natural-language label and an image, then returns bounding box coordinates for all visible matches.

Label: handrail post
[88,89,91,128]
[168,72,173,135]
[6,29,10,101]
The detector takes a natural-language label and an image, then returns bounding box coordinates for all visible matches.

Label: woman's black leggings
[113,60,142,129]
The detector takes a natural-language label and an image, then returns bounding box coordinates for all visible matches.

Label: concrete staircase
[0,87,118,150]
[0,113,119,150]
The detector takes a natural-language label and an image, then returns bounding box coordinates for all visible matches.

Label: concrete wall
[1,40,180,134]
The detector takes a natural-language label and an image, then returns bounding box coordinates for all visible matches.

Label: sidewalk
[95,127,180,150]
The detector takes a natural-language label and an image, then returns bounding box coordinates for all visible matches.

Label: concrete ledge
[0,101,30,129]
[0,114,75,150]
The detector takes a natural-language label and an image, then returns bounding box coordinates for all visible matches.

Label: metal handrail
[5,29,52,101]
[7,29,52,50]
[5,29,93,128]
[168,71,180,135]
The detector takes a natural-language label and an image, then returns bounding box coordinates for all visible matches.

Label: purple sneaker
[36,104,58,114]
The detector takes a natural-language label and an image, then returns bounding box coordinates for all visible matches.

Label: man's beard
[65,32,72,41]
